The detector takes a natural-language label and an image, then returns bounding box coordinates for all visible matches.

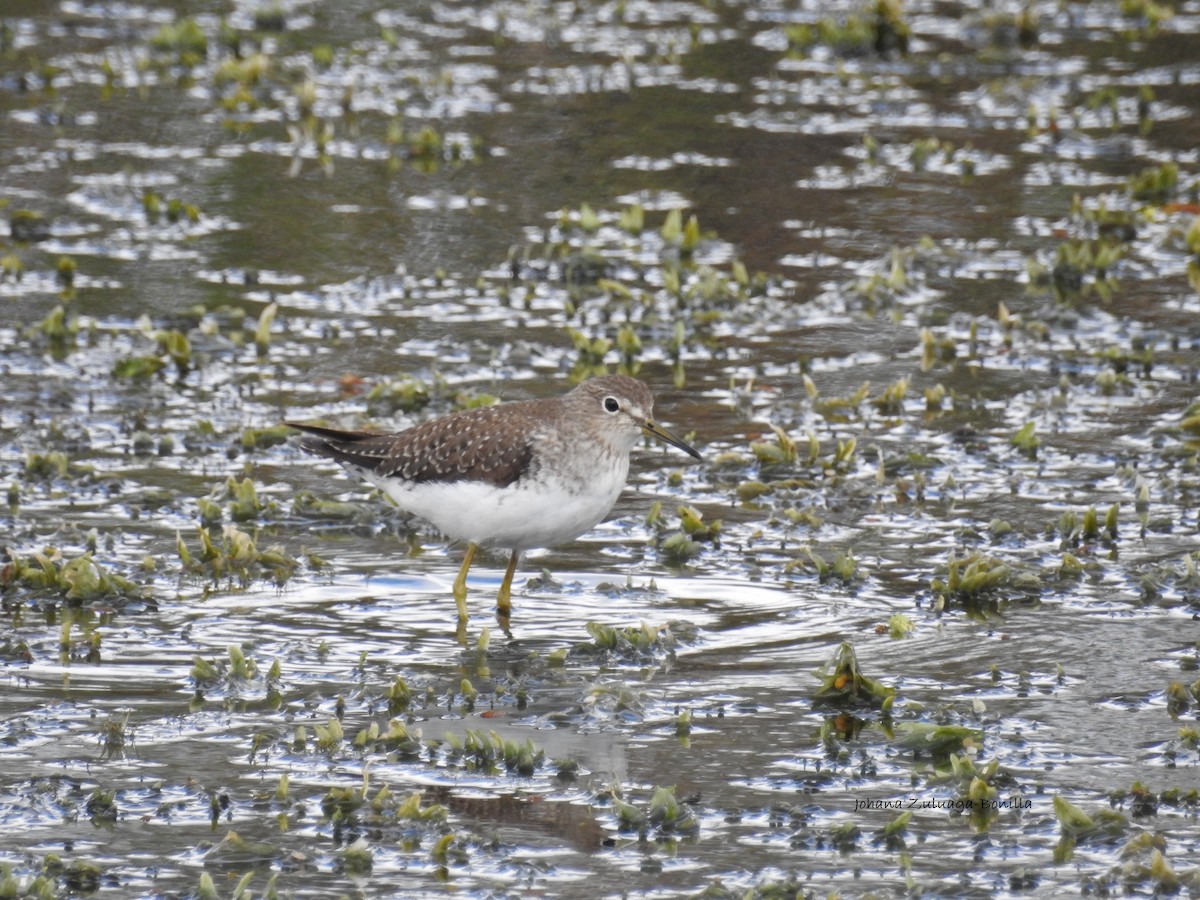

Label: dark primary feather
[286,403,540,489]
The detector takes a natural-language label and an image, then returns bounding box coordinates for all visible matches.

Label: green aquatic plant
[254,300,278,355]
[363,373,432,415]
[9,208,50,242]
[1,548,142,605]
[1178,398,1200,436]
[647,785,700,833]
[150,17,207,63]
[660,208,701,255]
[812,641,894,709]
[785,0,909,57]
[677,504,720,542]
[1,252,23,280]
[155,328,192,374]
[222,476,267,521]
[1052,794,1129,862]
[253,3,287,32]
[190,644,268,692]
[240,423,292,451]
[1010,421,1039,458]
[1135,477,1150,528]
[651,504,719,565]
[290,491,366,521]
[814,382,871,422]
[567,328,611,381]
[1042,236,1124,302]
[576,202,602,233]
[314,717,346,755]
[873,375,910,415]
[1119,0,1173,37]
[932,551,1041,605]
[750,424,798,466]
[63,860,102,893]
[23,450,92,482]
[577,619,695,663]
[910,136,940,171]
[1166,681,1191,719]
[112,354,165,379]
[615,323,642,375]
[365,719,424,758]
[141,190,200,224]
[54,254,75,287]
[886,613,915,638]
[177,523,300,585]
[892,722,982,758]
[735,479,772,503]
[931,752,1013,830]
[608,784,699,835]
[618,202,644,234]
[797,547,863,585]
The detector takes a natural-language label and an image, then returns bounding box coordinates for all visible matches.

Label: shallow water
[3,0,1200,897]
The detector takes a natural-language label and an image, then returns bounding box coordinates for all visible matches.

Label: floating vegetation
[1053,795,1130,862]
[750,424,801,467]
[883,613,915,638]
[176,524,300,585]
[1129,161,1179,205]
[253,300,278,355]
[891,722,984,760]
[22,450,95,483]
[1,548,143,607]
[149,17,208,66]
[795,547,864,585]
[608,784,700,837]
[290,491,367,521]
[785,0,910,57]
[239,423,293,451]
[812,642,894,709]
[140,190,200,225]
[575,620,697,664]
[8,208,51,243]
[931,551,1041,607]
[931,753,1018,831]
[364,375,432,416]
[191,645,280,700]
[650,502,721,565]
[1009,421,1039,458]
[197,476,274,524]
[441,728,546,776]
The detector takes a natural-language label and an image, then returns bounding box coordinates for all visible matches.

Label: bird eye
[603,396,620,413]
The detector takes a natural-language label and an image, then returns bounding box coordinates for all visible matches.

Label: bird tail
[284,421,385,464]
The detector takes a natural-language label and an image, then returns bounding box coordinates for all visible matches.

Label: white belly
[366,471,627,551]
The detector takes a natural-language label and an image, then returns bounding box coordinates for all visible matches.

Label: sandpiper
[286,374,701,623]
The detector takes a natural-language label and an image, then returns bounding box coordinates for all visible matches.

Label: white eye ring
[603,396,620,413]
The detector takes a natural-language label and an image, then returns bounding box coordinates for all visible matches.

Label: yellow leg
[497,551,519,617]
[453,543,479,621]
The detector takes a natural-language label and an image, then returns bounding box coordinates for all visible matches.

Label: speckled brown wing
[286,403,541,489]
